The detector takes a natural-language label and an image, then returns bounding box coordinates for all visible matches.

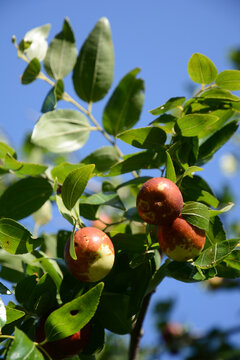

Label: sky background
[1,0,240,358]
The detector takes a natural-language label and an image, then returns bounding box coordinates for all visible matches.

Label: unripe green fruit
[64,227,115,282]
[158,216,205,261]
[136,177,183,225]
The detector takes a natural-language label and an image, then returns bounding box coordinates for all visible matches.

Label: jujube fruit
[136,177,183,225]
[157,216,205,261]
[64,227,115,282]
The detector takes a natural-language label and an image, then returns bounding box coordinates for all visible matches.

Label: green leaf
[73,17,114,102]
[108,149,165,176]
[0,177,52,220]
[0,142,16,159]
[31,109,91,153]
[82,146,120,173]
[80,192,124,210]
[176,114,219,138]
[198,120,238,161]
[44,18,77,80]
[21,58,41,84]
[149,97,186,115]
[102,68,144,135]
[200,88,240,102]
[96,293,132,334]
[0,297,6,331]
[7,328,44,360]
[194,239,239,268]
[41,87,56,113]
[216,250,240,278]
[0,219,41,254]
[51,162,86,184]
[0,283,12,295]
[166,261,206,283]
[115,176,151,190]
[209,202,234,217]
[180,175,219,208]
[69,222,77,260]
[117,126,166,149]
[188,53,217,84]
[4,153,47,176]
[56,195,74,225]
[6,307,25,325]
[215,70,240,90]
[181,201,210,231]
[45,283,104,341]
[165,151,176,183]
[62,165,95,210]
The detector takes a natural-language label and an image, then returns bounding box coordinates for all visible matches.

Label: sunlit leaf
[117,126,166,149]
[165,151,176,183]
[188,53,217,84]
[7,328,44,360]
[181,201,210,231]
[149,97,186,115]
[215,70,240,90]
[82,146,120,172]
[176,114,219,138]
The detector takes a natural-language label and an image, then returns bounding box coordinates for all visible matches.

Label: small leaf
[6,307,25,324]
[80,192,123,209]
[73,17,114,102]
[0,218,41,254]
[181,201,210,231]
[31,109,91,153]
[0,142,16,159]
[115,176,151,190]
[21,58,41,84]
[165,152,176,183]
[176,114,219,138]
[41,87,57,113]
[0,283,12,295]
[45,283,104,341]
[62,165,95,210]
[7,328,44,360]
[188,53,217,84]
[82,146,120,173]
[215,70,240,90]
[166,261,206,283]
[102,68,144,135]
[69,222,77,260]
[117,126,166,149]
[194,239,239,268]
[149,97,186,115]
[0,177,52,220]
[44,18,77,80]
[209,202,234,217]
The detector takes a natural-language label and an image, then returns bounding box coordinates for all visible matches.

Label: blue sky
[1,0,240,357]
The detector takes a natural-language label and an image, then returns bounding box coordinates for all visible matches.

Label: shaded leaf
[199,120,238,160]
[31,109,91,153]
[188,53,217,84]
[62,165,95,210]
[181,201,210,231]
[215,70,240,90]
[115,176,151,190]
[149,97,186,115]
[102,68,144,135]
[73,17,114,102]
[41,87,56,113]
[82,146,120,173]
[165,151,176,183]
[166,261,206,282]
[117,126,166,149]
[21,58,41,84]
[45,283,104,341]
[206,216,226,246]
[44,18,77,80]
[0,219,41,255]
[0,177,52,220]
[0,283,12,295]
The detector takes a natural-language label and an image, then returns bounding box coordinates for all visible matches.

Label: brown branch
[128,290,155,360]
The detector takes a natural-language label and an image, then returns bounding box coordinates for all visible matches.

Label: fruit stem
[128,290,155,360]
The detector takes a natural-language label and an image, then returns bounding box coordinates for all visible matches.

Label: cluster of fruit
[136,177,206,262]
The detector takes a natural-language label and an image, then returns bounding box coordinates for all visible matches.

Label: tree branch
[128,290,155,360]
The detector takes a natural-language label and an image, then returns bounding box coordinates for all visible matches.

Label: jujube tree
[0,16,239,359]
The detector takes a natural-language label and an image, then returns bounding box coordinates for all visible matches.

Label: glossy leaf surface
[102,68,144,135]
[117,126,166,149]
[7,328,44,360]
[73,17,114,102]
